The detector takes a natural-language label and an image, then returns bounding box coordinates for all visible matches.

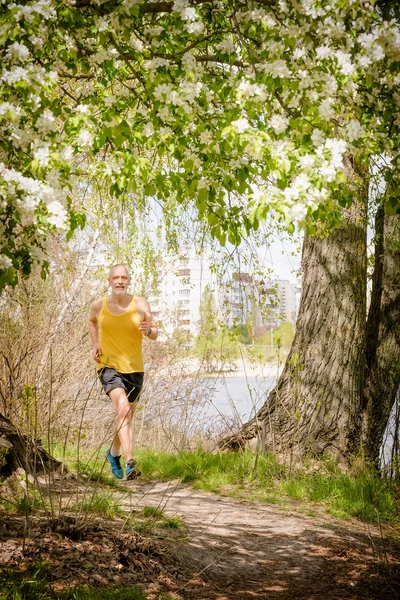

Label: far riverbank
[172,357,285,380]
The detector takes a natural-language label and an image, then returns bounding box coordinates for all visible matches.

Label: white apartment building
[150,249,218,338]
[151,251,300,339]
[222,275,298,336]
[274,279,298,325]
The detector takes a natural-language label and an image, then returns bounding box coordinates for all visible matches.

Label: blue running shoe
[126,459,141,480]
[105,449,123,479]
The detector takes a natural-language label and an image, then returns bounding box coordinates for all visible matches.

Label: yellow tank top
[98,296,144,373]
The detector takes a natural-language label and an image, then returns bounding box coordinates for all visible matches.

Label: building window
[182,319,190,325]
[179,289,190,296]
[178,269,190,277]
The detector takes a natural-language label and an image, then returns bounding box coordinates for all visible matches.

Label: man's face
[109,266,131,294]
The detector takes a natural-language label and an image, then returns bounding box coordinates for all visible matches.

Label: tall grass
[49,442,398,524]
[136,448,398,524]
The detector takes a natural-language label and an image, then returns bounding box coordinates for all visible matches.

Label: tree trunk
[361,212,400,465]
[219,196,368,462]
[0,412,62,478]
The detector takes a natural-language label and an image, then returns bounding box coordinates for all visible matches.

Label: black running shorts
[98,367,144,403]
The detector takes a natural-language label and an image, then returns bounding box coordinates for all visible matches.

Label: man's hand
[92,343,102,362]
[138,320,151,336]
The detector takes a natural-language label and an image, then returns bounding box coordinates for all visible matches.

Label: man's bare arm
[88,299,102,361]
[137,298,158,340]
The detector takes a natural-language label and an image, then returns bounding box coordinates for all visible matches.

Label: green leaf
[208,212,219,226]
[145,183,157,196]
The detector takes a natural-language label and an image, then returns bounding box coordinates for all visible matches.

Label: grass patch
[136,448,398,524]
[50,442,124,488]
[0,565,157,599]
[139,506,184,530]
[49,441,399,525]
[281,468,398,522]
[137,447,281,485]
[142,506,165,519]
[0,562,53,600]
[162,517,184,529]
[75,491,123,519]
[75,461,119,487]
[65,585,148,599]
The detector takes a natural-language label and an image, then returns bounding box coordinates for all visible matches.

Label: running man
[88,264,158,480]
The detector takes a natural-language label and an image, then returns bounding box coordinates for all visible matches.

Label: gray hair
[108,264,131,279]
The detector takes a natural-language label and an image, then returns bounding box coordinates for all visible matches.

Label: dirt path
[121,479,400,600]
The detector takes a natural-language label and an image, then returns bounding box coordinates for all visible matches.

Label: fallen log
[0,413,62,478]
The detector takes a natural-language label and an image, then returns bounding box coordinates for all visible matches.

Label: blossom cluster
[0,0,399,290]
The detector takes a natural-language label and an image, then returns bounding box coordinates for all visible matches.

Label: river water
[197,375,276,425]
[198,375,398,470]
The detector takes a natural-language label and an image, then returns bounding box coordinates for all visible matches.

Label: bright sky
[258,233,303,284]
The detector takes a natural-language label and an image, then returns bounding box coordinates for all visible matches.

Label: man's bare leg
[108,387,137,462]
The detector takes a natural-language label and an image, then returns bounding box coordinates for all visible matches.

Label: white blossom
[0,255,12,269]
[232,118,249,133]
[244,140,263,159]
[260,59,292,78]
[316,45,331,59]
[1,66,29,85]
[76,129,94,148]
[104,95,116,107]
[324,138,347,167]
[299,154,315,170]
[153,83,173,101]
[311,129,325,146]
[293,47,306,59]
[184,149,202,169]
[33,144,50,167]
[182,52,197,70]
[237,80,267,101]
[217,37,236,54]
[129,34,144,51]
[144,58,171,70]
[358,54,372,68]
[181,7,197,21]
[319,161,337,181]
[47,200,68,230]
[172,0,189,11]
[318,98,335,121]
[29,35,44,49]
[60,146,74,160]
[76,104,90,114]
[371,44,385,62]
[35,109,57,134]
[269,114,288,134]
[345,119,366,141]
[142,122,154,137]
[197,177,210,190]
[185,20,204,35]
[199,130,213,145]
[323,75,338,95]
[180,81,202,102]
[7,42,30,61]
[91,48,114,64]
[94,16,109,32]
[0,102,14,115]
[289,203,307,223]
[335,50,355,75]
[157,106,173,122]
[358,32,379,48]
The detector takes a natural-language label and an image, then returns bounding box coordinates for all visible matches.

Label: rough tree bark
[219,194,368,462]
[361,211,400,465]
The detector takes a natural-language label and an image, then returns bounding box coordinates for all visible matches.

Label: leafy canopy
[1,0,399,291]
